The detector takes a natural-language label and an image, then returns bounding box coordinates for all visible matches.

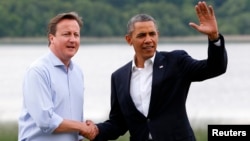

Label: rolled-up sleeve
[23,67,63,133]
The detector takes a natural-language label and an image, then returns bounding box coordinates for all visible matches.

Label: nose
[144,35,152,43]
[69,34,77,42]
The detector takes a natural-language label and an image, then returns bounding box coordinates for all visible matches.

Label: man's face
[126,21,159,62]
[49,19,80,65]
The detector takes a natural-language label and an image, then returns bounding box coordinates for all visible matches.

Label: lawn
[1,121,207,141]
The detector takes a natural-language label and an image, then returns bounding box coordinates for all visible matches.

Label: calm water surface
[0,42,249,127]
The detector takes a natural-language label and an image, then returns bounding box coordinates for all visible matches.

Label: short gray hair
[127,14,158,35]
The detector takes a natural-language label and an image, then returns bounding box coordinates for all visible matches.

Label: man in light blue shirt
[18,12,98,141]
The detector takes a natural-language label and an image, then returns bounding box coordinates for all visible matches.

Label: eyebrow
[137,31,156,36]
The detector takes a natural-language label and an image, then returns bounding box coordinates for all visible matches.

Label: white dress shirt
[130,54,155,117]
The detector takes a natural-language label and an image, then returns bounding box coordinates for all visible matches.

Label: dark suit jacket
[94,34,227,141]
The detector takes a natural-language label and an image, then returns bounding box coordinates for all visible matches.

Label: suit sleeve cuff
[209,33,223,47]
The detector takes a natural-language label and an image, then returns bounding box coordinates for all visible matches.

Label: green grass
[194,127,207,141]
[1,122,206,141]
[94,128,207,141]
[0,121,18,141]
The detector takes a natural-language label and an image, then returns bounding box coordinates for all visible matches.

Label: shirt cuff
[213,39,221,46]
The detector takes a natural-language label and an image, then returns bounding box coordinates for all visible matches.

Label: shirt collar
[48,50,73,71]
[132,52,156,71]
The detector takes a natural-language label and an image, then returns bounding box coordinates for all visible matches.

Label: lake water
[0,42,250,127]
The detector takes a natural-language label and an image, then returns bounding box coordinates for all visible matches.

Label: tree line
[0,0,249,38]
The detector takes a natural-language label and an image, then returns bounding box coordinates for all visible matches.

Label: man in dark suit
[91,1,228,141]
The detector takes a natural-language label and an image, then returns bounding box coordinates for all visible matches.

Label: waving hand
[189,1,219,41]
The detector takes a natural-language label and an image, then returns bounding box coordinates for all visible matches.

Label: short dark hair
[127,14,158,35]
[47,12,83,45]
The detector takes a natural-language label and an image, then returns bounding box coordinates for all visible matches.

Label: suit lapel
[122,62,143,112]
[148,52,166,117]
[123,62,133,102]
[122,61,150,118]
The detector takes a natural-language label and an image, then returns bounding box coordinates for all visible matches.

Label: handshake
[79,120,99,140]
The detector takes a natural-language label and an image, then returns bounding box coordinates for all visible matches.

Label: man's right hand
[79,120,99,140]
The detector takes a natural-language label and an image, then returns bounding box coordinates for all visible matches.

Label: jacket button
[147,118,150,122]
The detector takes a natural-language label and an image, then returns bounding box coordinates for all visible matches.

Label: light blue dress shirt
[18,50,84,141]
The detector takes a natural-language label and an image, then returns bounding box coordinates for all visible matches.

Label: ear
[48,34,54,44]
[125,34,132,46]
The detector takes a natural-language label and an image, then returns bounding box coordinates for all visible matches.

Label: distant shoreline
[0,35,249,44]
